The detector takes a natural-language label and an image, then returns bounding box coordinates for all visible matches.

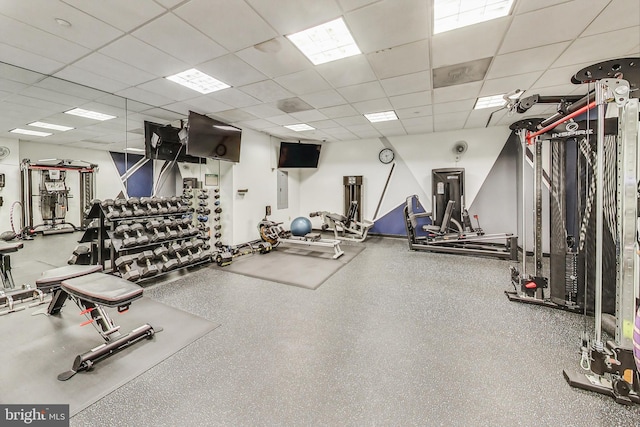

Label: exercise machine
[213,239,272,267]
[310,201,374,242]
[21,159,97,235]
[404,195,517,260]
[258,218,344,259]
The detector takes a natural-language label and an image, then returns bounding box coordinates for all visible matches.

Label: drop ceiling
[0,0,638,152]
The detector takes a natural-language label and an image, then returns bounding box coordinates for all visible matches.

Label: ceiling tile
[0,15,90,64]
[116,86,175,107]
[246,0,342,34]
[300,90,348,109]
[275,69,331,95]
[1,0,123,49]
[367,39,429,80]
[337,0,381,12]
[237,118,274,130]
[583,0,640,36]
[480,71,543,96]
[432,99,476,115]
[515,0,569,14]
[154,0,184,7]
[337,81,386,103]
[265,114,298,125]
[401,115,433,129]
[389,91,432,109]
[99,36,188,77]
[212,109,258,123]
[380,71,430,96]
[345,123,381,138]
[316,55,377,87]
[238,80,293,103]
[72,53,156,86]
[243,104,285,119]
[61,0,165,32]
[322,127,357,140]
[319,104,359,118]
[402,120,433,134]
[345,0,430,53]
[351,98,393,114]
[531,61,597,89]
[137,78,206,102]
[486,42,570,79]
[335,115,369,126]
[433,112,469,132]
[307,119,340,129]
[432,18,510,68]
[395,105,432,119]
[552,27,640,68]
[466,108,507,129]
[289,109,329,122]
[132,13,228,65]
[433,81,482,103]
[53,66,130,94]
[174,0,277,52]
[500,0,609,53]
[236,37,312,78]
[197,54,267,88]
[209,88,262,108]
[0,43,65,75]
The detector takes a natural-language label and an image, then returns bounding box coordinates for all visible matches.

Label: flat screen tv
[278,142,321,168]
[144,121,203,164]
[186,111,242,163]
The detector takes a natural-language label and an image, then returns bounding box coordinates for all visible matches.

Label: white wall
[0,137,21,234]
[300,126,513,234]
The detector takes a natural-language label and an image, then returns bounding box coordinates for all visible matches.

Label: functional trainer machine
[258,218,344,259]
[404,195,517,260]
[21,159,97,234]
[310,201,374,243]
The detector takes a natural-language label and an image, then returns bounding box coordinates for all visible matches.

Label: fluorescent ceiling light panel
[28,121,74,131]
[434,0,514,34]
[364,111,398,123]
[285,124,315,131]
[166,68,230,94]
[64,108,116,121]
[474,94,507,109]
[287,17,361,65]
[10,128,52,137]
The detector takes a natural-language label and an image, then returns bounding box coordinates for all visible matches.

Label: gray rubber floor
[5,233,640,426]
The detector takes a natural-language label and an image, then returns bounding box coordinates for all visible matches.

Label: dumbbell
[181,240,201,262]
[115,255,141,281]
[197,192,209,200]
[127,197,147,216]
[198,215,209,223]
[197,207,211,215]
[214,232,222,239]
[67,245,91,265]
[114,199,133,217]
[168,242,191,266]
[170,197,190,213]
[162,219,179,239]
[179,218,200,236]
[214,207,222,214]
[182,190,194,199]
[153,197,169,215]
[139,197,159,216]
[115,224,137,247]
[145,220,167,242]
[129,223,150,246]
[153,246,179,272]
[197,224,210,233]
[101,199,120,220]
[191,240,212,262]
[137,251,159,277]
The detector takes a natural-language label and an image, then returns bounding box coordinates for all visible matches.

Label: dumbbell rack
[83,197,213,282]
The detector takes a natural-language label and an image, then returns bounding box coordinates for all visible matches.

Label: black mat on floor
[0,297,219,415]
[215,244,365,290]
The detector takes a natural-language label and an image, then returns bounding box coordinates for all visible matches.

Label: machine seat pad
[0,241,24,254]
[36,265,103,287]
[327,213,347,223]
[61,273,143,307]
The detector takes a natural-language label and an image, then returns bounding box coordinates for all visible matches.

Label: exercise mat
[215,244,365,290]
[0,297,219,415]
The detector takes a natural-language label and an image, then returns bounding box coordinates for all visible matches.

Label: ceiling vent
[432,57,492,89]
[276,97,314,114]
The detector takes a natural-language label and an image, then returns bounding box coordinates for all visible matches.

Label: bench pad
[61,273,143,307]
[0,241,23,254]
[36,265,103,287]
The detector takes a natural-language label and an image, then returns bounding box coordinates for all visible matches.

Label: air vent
[276,97,314,114]
[432,57,492,89]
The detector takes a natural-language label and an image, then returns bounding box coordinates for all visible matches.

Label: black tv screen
[144,121,203,164]
[186,111,242,162]
[278,142,321,168]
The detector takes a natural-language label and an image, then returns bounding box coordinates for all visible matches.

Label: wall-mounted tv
[144,121,204,164]
[278,141,322,168]
[186,111,242,163]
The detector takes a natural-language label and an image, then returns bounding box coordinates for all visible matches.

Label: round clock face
[215,144,227,156]
[378,148,394,164]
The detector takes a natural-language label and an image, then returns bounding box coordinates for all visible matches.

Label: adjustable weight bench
[0,240,24,289]
[36,267,157,381]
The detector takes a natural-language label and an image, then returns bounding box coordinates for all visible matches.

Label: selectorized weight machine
[310,201,374,243]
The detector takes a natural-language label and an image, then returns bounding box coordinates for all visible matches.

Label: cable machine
[21,159,97,235]
[343,175,363,222]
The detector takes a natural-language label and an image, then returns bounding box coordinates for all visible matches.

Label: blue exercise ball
[290,216,312,236]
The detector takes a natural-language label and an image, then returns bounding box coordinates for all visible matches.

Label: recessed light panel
[64,108,116,121]
[28,121,74,131]
[10,128,52,137]
[287,17,361,65]
[285,124,315,132]
[434,0,514,34]
[474,94,506,109]
[364,111,399,123]
[166,69,230,94]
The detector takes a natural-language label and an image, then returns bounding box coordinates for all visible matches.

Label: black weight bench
[0,241,24,289]
[42,271,157,381]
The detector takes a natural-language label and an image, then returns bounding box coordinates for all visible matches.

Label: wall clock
[378,148,394,164]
